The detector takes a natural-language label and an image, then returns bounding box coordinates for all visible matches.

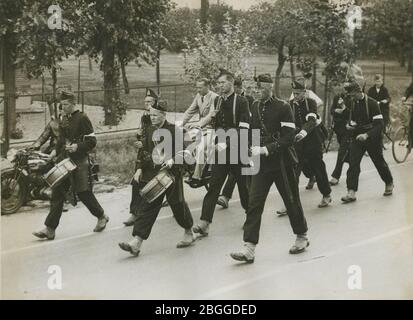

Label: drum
[43,158,77,189]
[139,169,175,203]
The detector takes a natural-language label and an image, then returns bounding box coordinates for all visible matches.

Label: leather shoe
[33,227,55,240]
[276,207,287,216]
[329,178,339,186]
[176,229,195,248]
[383,183,394,196]
[318,195,332,208]
[217,195,229,209]
[230,252,255,263]
[230,242,256,263]
[123,214,137,227]
[94,215,109,232]
[193,221,209,237]
[289,235,310,254]
[118,242,140,257]
[306,177,316,190]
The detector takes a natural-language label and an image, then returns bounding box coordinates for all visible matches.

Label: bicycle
[392,106,412,163]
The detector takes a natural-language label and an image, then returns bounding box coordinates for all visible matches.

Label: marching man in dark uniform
[230,74,309,263]
[192,70,250,237]
[118,102,195,257]
[123,89,155,226]
[291,79,332,208]
[33,91,109,240]
[341,82,394,203]
[329,84,352,186]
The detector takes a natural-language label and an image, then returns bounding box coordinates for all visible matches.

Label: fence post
[81,91,85,113]
[77,58,81,104]
[323,75,329,125]
[382,63,386,85]
[174,86,177,113]
[312,64,317,93]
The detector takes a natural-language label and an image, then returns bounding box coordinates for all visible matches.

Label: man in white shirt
[181,79,218,182]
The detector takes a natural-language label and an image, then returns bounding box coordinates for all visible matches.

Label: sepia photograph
[0,0,412,303]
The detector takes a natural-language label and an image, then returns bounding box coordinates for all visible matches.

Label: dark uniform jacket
[55,110,97,193]
[250,97,296,172]
[367,85,390,118]
[212,92,250,160]
[135,121,185,183]
[349,94,384,140]
[330,94,351,137]
[56,110,97,161]
[290,98,323,154]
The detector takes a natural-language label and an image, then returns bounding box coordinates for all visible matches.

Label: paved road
[1,150,413,299]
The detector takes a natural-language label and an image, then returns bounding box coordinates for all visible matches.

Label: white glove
[250,146,268,156]
[163,159,174,169]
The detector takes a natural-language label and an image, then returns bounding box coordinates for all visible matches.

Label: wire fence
[0,74,341,157]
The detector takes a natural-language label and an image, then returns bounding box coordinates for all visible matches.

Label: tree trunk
[120,59,129,94]
[102,41,118,126]
[288,47,296,81]
[273,38,286,98]
[156,44,161,91]
[51,65,58,118]
[88,57,93,71]
[200,0,209,29]
[400,52,406,68]
[3,33,17,137]
[408,50,413,73]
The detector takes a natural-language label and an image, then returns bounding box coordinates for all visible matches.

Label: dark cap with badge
[344,81,362,94]
[291,78,306,92]
[60,90,76,102]
[217,68,235,80]
[254,73,273,84]
[146,88,159,101]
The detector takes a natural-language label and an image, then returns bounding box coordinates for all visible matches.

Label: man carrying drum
[118,101,195,257]
[123,89,155,227]
[33,90,109,240]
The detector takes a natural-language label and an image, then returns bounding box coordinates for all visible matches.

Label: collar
[222,91,235,101]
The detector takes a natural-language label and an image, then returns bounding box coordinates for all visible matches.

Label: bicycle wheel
[392,126,411,163]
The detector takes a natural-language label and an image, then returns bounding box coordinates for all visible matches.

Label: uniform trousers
[346,137,393,192]
[45,180,104,229]
[243,164,308,245]
[296,146,331,197]
[331,127,351,180]
[200,163,249,223]
[132,176,193,240]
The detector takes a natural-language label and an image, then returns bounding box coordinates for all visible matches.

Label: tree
[78,0,173,125]
[245,0,355,97]
[163,7,199,53]
[183,13,255,84]
[355,0,413,73]
[244,0,317,97]
[200,0,209,28]
[15,0,80,117]
[0,0,25,139]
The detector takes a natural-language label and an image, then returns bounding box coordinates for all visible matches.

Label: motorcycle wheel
[1,171,27,215]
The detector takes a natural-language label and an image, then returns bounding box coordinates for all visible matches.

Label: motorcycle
[1,148,54,215]
[181,126,212,190]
